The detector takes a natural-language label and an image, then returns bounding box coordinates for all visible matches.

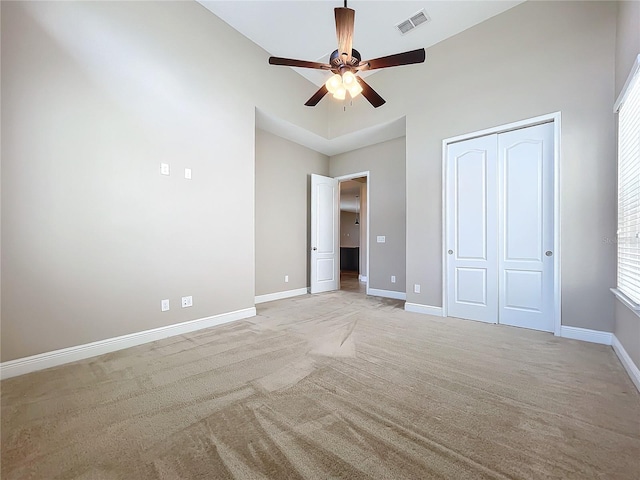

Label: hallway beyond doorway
[340,271,365,294]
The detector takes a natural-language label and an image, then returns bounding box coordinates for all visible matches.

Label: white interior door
[498,123,554,332]
[446,135,498,323]
[310,174,339,294]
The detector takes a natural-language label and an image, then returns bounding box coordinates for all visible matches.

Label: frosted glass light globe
[333,86,347,100]
[325,74,342,94]
[342,71,357,87]
[348,82,363,98]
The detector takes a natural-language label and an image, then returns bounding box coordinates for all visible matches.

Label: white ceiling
[199,1,525,155]
[255,108,405,156]
[199,1,524,86]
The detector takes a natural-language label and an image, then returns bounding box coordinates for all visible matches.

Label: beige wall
[340,212,360,248]
[614,0,640,370]
[615,1,640,97]
[0,1,328,361]
[254,129,329,296]
[327,1,617,331]
[615,301,640,369]
[330,138,406,294]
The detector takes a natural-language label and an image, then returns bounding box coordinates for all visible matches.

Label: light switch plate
[377,236,386,243]
[160,163,170,176]
[184,168,192,179]
[161,299,170,312]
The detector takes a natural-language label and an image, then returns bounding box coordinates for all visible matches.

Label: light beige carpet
[2,290,639,479]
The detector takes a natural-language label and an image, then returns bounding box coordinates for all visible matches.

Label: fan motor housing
[330,48,361,69]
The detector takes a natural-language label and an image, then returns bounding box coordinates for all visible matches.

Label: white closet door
[497,123,554,332]
[446,135,498,323]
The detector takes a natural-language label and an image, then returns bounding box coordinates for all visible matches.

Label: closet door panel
[498,123,554,332]
[446,135,498,323]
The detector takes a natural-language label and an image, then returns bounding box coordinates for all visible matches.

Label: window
[615,54,640,308]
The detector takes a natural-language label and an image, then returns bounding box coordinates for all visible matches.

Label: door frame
[442,112,562,336]
[335,171,371,295]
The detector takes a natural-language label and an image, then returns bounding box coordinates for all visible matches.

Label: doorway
[443,114,561,333]
[339,178,367,293]
[309,172,370,295]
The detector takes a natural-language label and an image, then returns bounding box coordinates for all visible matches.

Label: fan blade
[305,85,329,107]
[269,57,332,70]
[335,7,355,64]
[359,48,426,71]
[356,77,386,108]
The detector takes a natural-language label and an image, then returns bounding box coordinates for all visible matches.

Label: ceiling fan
[268,1,426,108]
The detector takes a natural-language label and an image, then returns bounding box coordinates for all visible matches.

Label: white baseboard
[612,334,640,392]
[359,275,368,283]
[559,325,613,345]
[255,288,308,304]
[404,303,444,316]
[367,288,406,301]
[0,307,257,380]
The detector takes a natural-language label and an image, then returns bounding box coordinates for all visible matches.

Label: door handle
[545,251,553,256]
[448,250,454,255]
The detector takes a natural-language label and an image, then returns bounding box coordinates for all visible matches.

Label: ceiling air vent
[395,9,430,35]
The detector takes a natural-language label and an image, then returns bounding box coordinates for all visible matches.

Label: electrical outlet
[285,275,289,283]
[181,296,193,308]
[391,275,396,283]
[184,168,192,179]
[377,236,386,243]
[161,299,170,312]
[160,163,170,176]
[414,284,421,294]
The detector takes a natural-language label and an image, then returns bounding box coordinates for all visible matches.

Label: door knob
[545,251,552,256]
[448,250,453,255]
[312,247,317,251]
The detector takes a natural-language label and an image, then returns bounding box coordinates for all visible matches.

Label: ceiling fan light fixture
[325,74,342,94]
[348,82,363,98]
[333,86,347,100]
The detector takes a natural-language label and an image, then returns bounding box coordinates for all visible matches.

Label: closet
[445,122,555,332]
